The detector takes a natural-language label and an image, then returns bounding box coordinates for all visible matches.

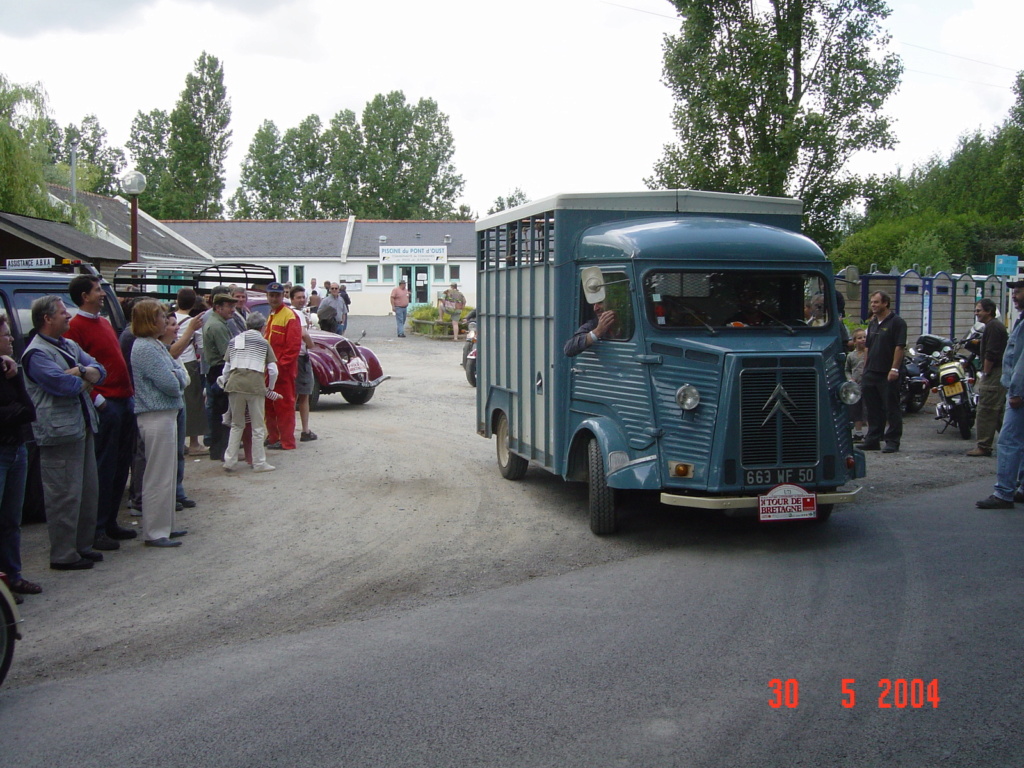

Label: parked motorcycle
[901,356,930,413]
[914,331,981,439]
[464,320,478,387]
[0,572,22,687]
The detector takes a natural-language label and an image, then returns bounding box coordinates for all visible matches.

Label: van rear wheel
[496,412,528,480]
[588,438,617,535]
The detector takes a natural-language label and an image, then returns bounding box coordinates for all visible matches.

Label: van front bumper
[659,485,861,511]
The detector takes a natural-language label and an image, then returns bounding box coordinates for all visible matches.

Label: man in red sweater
[65,275,137,549]
[263,282,302,450]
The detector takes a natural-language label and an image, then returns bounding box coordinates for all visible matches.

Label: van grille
[739,367,818,465]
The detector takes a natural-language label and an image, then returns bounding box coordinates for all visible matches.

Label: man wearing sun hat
[203,291,238,462]
[263,282,301,450]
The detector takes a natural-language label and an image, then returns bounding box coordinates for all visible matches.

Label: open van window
[577,270,634,341]
[643,271,831,330]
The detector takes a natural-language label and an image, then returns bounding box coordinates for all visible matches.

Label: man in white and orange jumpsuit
[263,282,302,450]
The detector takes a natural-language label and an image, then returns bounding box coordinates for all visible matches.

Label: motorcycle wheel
[462,341,472,368]
[0,596,14,687]
[465,357,477,387]
[588,438,618,535]
[955,403,974,440]
[496,411,528,480]
[905,391,927,414]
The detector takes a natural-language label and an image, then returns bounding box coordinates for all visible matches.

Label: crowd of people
[844,286,1024,507]
[0,278,327,603]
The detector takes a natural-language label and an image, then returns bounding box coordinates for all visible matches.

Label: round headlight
[675,384,700,410]
[839,380,861,405]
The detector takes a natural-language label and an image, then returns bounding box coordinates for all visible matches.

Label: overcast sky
[1,0,1021,217]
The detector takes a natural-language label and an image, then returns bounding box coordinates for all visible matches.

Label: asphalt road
[1,317,1022,766]
[3,482,1022,764]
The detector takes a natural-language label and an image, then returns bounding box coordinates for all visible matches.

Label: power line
[903,67,1013,91]
[599,1,679,21]
[898,41,1019,72]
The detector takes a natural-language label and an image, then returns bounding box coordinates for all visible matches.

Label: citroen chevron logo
[761,384,798,428]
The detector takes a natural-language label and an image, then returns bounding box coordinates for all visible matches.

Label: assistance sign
[758,483,817,521]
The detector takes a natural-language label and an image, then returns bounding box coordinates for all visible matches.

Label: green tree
[127,108,173,219]
[0,73,66,219]
[356,92,464,219]
[231,92,464,220]
[228,120,293,219]
[838,72,1024,273]
[46,114,126,196]
[487,188,529,215]
[649,0,903,246]
[320,109,364,217]
[165,51,232,218]
[283,114,331,218]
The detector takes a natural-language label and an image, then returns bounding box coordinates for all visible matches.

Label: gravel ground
[4,318,992,688]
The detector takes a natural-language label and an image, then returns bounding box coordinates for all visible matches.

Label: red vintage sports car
[248,299,388,409]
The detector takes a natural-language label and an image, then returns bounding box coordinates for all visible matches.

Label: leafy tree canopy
[127,108,173,218]
[487,188,529,215]
[648,0,902,247]
[0,73,76,222]
[835,69,1024,273]
[229,91,464,220]
[227,119,293,219]
[128,52,231,219]
[44,114,126,196]
[166,52,232,218]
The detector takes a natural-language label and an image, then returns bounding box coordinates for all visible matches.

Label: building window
[278,266,290,284]
[367,265,379,282]
[383,265,394,281]
[450,265,461,282]
[434,265,445,281]
[294,266,305,286]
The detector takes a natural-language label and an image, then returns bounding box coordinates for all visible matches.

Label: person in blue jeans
[0,313,42,596]
[978,282,1024,508]
[390,278,411,337]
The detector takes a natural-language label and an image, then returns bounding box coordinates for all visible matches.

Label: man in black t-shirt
[858,290,907,453]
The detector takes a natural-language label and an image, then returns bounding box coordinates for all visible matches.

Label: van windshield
[643,271,832,330]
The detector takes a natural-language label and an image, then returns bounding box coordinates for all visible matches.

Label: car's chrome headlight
[675,384,700,410]
[839,380,861,405]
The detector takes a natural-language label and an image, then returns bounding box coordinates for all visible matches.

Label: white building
[164,217,477,314]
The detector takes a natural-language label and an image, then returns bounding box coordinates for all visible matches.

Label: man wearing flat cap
[203,292,238,461]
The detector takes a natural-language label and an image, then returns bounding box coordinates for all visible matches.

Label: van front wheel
[496,412,528,480]
[588,438,617,535]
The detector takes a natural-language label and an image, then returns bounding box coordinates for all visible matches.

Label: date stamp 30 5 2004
[768,678,941,709]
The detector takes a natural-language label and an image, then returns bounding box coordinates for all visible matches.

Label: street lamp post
[120,170,147,263]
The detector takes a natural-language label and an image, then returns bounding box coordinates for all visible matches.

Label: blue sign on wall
[995,254,1018,276]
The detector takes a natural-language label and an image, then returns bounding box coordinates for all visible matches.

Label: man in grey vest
[22,296,107,570]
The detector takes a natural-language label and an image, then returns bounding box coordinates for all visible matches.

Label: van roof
[475,190,803,230]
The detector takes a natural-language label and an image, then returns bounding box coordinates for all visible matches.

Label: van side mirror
[581,267,605,304]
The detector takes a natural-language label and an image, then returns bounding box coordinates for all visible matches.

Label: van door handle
[635,355,663,365]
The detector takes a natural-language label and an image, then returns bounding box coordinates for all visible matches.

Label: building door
[413,266,430,304]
